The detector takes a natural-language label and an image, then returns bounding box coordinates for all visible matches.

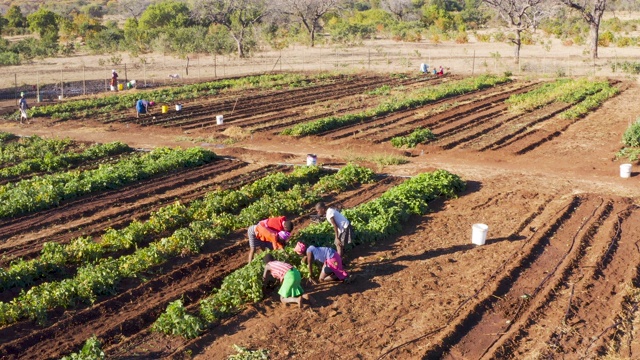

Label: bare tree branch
[274,0,342,47]
[557,0,607,59]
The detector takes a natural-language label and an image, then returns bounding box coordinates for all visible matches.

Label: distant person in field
[294,242,348,284]
[18,92,28,123]
[437,66,444,76]
[111,70,118,91]
[247,217,294,263]
[135,99,154,118]
[315,202,353,257]
[420,63,429,74]
[262,254,306,307]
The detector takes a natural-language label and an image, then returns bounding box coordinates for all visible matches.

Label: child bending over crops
[295,242,348,284]
[315,202,353,256]
[259,216,292,233]
[247,220,293,263]
[262,254,306,307]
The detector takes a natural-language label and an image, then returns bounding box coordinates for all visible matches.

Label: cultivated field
[0,71,639,360]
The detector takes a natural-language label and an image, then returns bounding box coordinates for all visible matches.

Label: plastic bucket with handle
[471,223,488,245]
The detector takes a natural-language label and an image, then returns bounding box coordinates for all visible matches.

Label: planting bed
[0,72,639,360]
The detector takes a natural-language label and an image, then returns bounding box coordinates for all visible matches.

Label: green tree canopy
[27,8,60,38]
[138,1,193,30]
[4,5,27,28]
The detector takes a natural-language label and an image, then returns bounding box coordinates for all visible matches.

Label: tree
[27,8,60,40]
[4,5,27,29]
[558,0,606,59]
[119,0,153,20]
[192,0,268,57]
[138,1,193,30]
[483,0,548,63]
[381,0,414,20]
[276,0,342,47]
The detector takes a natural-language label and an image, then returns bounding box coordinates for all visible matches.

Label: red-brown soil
[0,73,639,360]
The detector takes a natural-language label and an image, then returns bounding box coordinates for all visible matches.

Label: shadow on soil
[180,180,494,357]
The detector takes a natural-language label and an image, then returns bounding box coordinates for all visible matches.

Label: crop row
[558,82,619,119]
[26,73,329,119]
[0,166,325,292]
[0,147,216,219]
[156,170,465,340]
[391,128,436,148]
[0,135,74,167]
[0,141,132,180]
[0,164,374,326]
[505,78,611,113]
[281,75,510,137]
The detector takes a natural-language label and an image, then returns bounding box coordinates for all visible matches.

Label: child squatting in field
[262,254,306,307]
[247,216,293,263]
[294,242,348,284]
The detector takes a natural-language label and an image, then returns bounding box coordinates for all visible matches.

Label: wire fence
[1,44,636,104]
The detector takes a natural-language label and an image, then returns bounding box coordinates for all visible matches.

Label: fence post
[143,62,147,87]
[198,55,201,81]
[14,73,17,102]
[335,48,338,68]
[472,50,475,76]
[368,48,371,69]
[83,66,86,96]
[60,68,64,99]
[124,63,128,85]
[214,54,217,79]
[37,71,40,103]
[105,66,108,91]
[280,50,282,72]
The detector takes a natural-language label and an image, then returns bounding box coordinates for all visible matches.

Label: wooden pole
[60,68,64,99]
[14,73,17,101]
[124,63,128,85]
[143,62,147,87]
[37,71,40,102]
[472,50,475,76]
[83,66,86,96]
[214,54,217,79]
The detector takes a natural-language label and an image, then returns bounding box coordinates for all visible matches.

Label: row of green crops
[0,147,216,219]
[0,132,16,142]
[0,142,132,180]
[281,75,510,137]
[60,336,104,360]
[156,169,465,340]
[505,78,611,114]
[391,128,436,148]
[0,164,374,326]
[26,73,329,120]
[558,82,619,120]
[0,135,74,166]
[0,166,326,292]
[618,116,640,161]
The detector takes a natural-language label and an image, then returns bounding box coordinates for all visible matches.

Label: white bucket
[175,104,182,111]
[216,115,224,125]
[58,95,63,100]
[307,154,317,166]
[620,164,632,178]
[110,85,116,91]
[471,223,489,245]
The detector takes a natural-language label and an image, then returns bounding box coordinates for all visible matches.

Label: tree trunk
[589,22,598,59]
[236,38,244,58]
[310,25,315,47]
[514,30,521,63]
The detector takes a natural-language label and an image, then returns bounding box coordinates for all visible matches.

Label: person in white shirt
[315,201,353,256]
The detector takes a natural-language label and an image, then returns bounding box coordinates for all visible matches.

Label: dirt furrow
[0,177,402,360]
[418,195,600,359]
[0,160,250,252]
[0,163,279,267]
[482,199,632,359]
[172,76,400,130]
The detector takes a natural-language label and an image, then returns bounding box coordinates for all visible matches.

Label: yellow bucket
[161,105,168,114]
[117,83,124,91]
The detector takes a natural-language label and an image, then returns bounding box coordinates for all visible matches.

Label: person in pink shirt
[294,242,348,284]
[262,254,305,307]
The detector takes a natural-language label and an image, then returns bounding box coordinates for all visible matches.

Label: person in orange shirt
[247,217,293,263]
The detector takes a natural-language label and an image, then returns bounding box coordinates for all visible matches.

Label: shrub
[0,51,20,66]
[622,118,640,148]
[598,30,614,47]
[475,32,491,42]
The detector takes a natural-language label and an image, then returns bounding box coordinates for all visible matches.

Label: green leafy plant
[60,335,105,360]
[391,128,436,148]
[152,299,203,339]
[228,345,269,360]
[622,118,640,147]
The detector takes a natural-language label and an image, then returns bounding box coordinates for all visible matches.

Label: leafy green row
[0,132,17,143]
[390,128,436,148]
[505,78,610,114]
[558,83,619,120]
[195,169,465,329]
[0,147,216,219]
[0,142,132,180]
[27,73,324,119]
[0,135,74,166]
[0,164,373,326]
[0,166,323,292]
[281,75,510,136]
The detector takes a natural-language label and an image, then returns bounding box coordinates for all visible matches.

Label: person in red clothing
[247,217,294,263]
